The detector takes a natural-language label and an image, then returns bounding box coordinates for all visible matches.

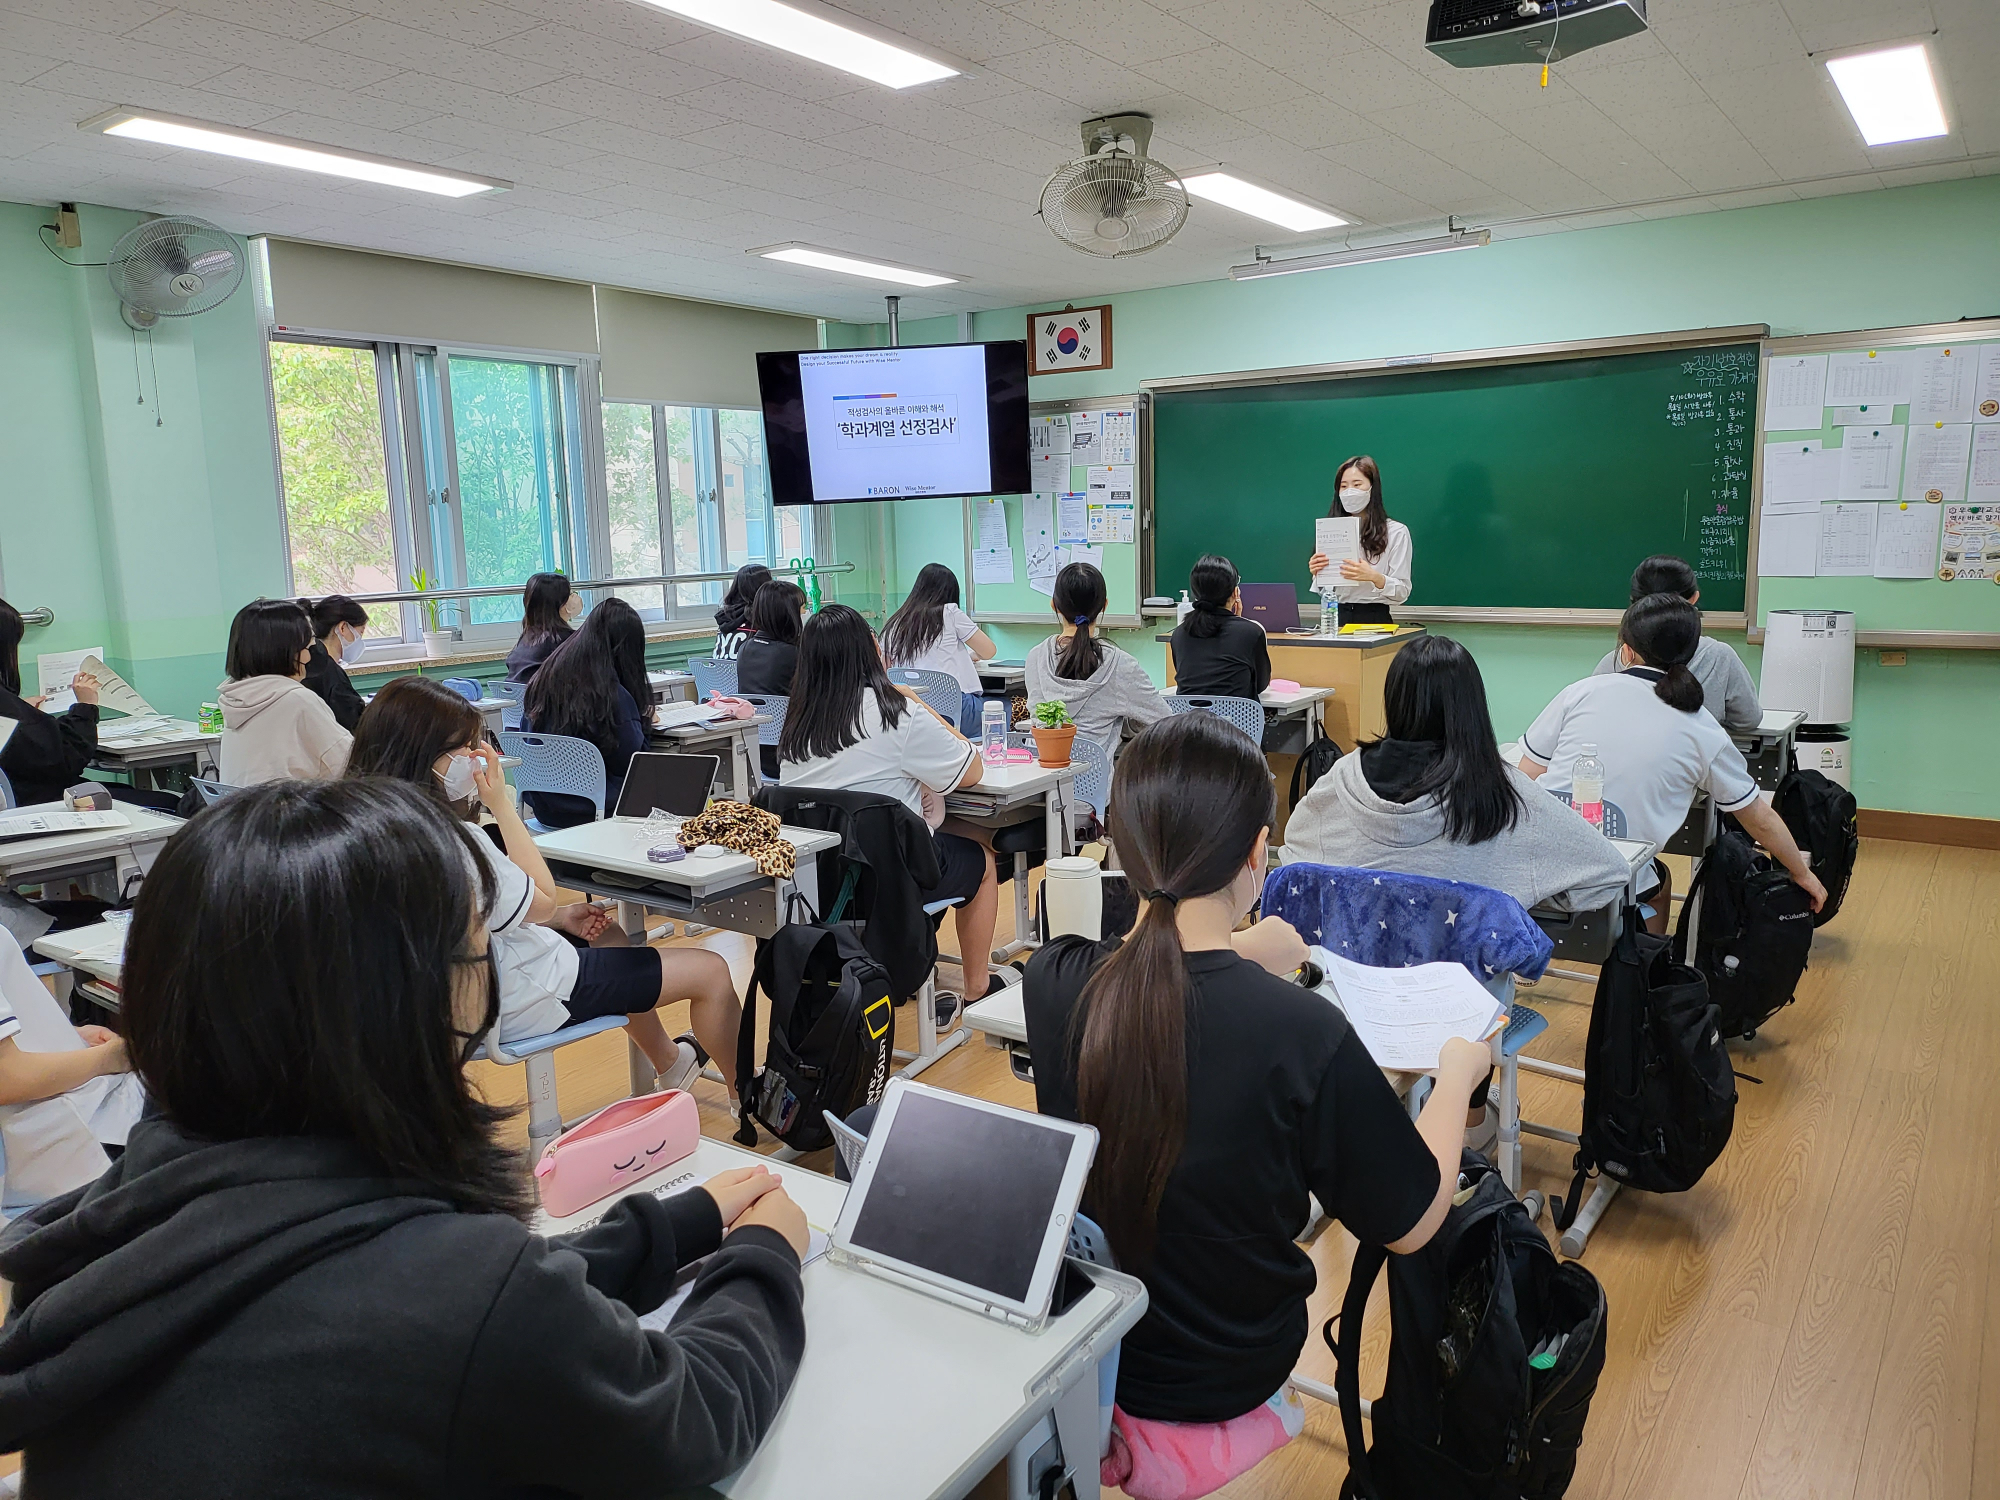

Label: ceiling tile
[310,15,564,91]
[121,11,403,90]
[166,0,362,42]
[1133,45,1311,113]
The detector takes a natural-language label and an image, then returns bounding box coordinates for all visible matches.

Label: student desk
[90,718,219,789]
[1159,627,1423,752]
[31,919,126,1014]
[0,805,182,902]
[649,668,696,702]
[943,760,1076,960]
[535,1136,1147,1500]
[1731,708,1808,791]
[1530,835,1659,968]
[473,696,515,738]
[977,661,1027,693]
[650,716,767,802]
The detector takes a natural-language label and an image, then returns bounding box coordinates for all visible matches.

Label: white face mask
[437,752,480,804]
[339,627,367,664]
[1338,487,1372,514]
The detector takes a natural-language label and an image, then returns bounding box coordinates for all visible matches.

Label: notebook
[613,753,720,820]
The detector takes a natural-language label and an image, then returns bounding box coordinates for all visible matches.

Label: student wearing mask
[504,572,581,685]
[1167,554,1271,703]
[1024,563,1169,758]
[1024,713,1488,1500]
[712,564,773,661]
[1304,454,1412,628]
[0,778,806,1496]
[1520,592,1825,931]
[521,597,657,829]
[218,599,352,787]
[298,595,369,732]
[1589,555,1762,732]
[0,598,104,807]
[347,676,738,1091]
[881,562,996,733]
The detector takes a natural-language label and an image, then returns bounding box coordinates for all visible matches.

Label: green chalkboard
[1152,342,1760,613]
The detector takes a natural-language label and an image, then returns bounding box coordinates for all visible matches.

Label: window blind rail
[336,561,853,609]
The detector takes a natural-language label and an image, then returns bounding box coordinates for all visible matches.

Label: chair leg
[628,1037,657,1097]
[894,974,969,1080]
[1494,1034,1522,1194]
[524,1053,562,1163]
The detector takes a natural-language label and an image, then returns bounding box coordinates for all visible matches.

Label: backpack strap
[1329,1240,1389,1500]
[734,939,774,1145]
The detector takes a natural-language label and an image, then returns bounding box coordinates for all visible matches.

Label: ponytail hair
[1071,713,1275,1264]
[1620,592,1704,713]
[299,594,367,643]
[1182,554,1239,640]
[1051,562,1106,681]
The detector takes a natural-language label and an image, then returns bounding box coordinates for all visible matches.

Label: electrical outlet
[54,203,81,249]
[1879,649,1907,666]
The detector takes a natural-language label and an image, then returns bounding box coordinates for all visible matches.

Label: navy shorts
[562,946,664,1024]
[927,831,989,907]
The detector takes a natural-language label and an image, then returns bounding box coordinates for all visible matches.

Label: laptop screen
[845,1088,1075,1303]
[1237,583,1299,632]
[613,752,720,819]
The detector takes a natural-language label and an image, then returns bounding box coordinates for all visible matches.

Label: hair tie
[1146,889,1180,905]
[1073,614,1091,626]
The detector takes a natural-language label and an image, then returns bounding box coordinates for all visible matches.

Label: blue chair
[1065,1213,1122,1459]
[690,657,737,700]
[739,694,788,754]
[1166,692,1265,745]
[441,677,483,701]
[886,667,962,727]
[498,731,608,829]
[187,777,236,807]
[500,702,523,731]
[477,1015,631,1162]
[1545,789,1630,840]
[0,769,13,810]
[1067,735,1112,822]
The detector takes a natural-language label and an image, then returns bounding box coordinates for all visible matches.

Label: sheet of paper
[974,496,1010,551]
[1106,503,1135,543]
[641,1229,832,1332]
[1830,405,1895,425]
[1025,493,1059,596]
[76,655,155,719]
[0,809,131,844]
[34,646,105,714]
[1910,346,1979,425]
[1031,451,1072,495]
[1762,441,1838,504]
[1976,345,2000,421]
[1826,349,1911,406]
[1085,502,1109,542]
[1086,464,1134,506]
[0,719,15,756]
[1309,948,1505,1073]
[1085,465,1134,545]
[1098,408,1137,465]
[1835,426,1905,502]
[1872,502,1943,578]
[1067,410,1100,462]
[1757,499,1821,577]
[1312,516,1360,594]
[1056,492,1090,544]
[1817,503,1879,576]
[971,546,1015,585]
[1029,412,1070,458]
[1940,504,2000,580]
[1970,426,2000,503]
[1763,354,1828,431]
[653,700,732,729]
[1060,544,1104,572]
[1901,423,1972,502]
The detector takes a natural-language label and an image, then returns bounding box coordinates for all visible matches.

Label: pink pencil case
[534,1090,701,1218]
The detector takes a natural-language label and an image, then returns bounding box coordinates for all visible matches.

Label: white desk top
[653,715,766,742]
[945,758,1075,812]
[538,1135,1143,1500]
[649,669,696,686]
[533,818,840,900]
[1743,708,1808,738]
[0,804,183,874]
[964,985,1028,1045]
[32,920,126,982]
[1261,684,1334,711]
[93,717,219,754]
[978,662,1026,682]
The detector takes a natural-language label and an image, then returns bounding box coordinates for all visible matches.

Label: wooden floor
[492,836,2000,1500]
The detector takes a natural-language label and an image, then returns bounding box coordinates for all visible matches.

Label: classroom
[0,0,1996,1494]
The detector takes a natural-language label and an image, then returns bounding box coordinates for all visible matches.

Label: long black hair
[524,595,657,756]
[1071,713,1275,1264]
[345,675,484,811]
[1182,554,1239,641]
[1050,562,1107,681]
[715,564,773,636]
[299,594,367,643]
[1377,635,1522,844]
[1630,554,1698,602]
[0,600,22,696]
[226,599,312,680]
[882,562,963,664]
[778,603,907,763]
[121,779,528,1218]
[750,580,807,646]
[1620,592,1705,712]
[1330,454,1389,560]
[520,572,574,643]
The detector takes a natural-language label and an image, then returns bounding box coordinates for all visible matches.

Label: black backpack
[1555,919,1735,1222]
[1771,769,1858,927]
[1333,1154,1608,1500]
[1288,727,1344,806]
[732,922,894,1153]
[1672,828,1816,1040]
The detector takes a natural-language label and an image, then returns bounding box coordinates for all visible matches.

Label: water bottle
[1571,742,1606,834]
[1175,589,1193,625]
[981,699,1008,765]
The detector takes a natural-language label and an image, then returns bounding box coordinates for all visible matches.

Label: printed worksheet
[1067,410,1101,461]
[1830,405,1896,425]
[1902,423,1972,503]
[1910,347,1979,425]
[1098,409,1137,465]
[1817,503,1879,576]
[1976,345,2000,421]
[33,647,106,714]
[1309,949,1505,1073]
[1029,412,1070,457]
[1757,497,1822,577]
[974,497,1009,550]
[1835,426,1905,502]
[1970,426,2000,503]
[1826,349,1911,406]
[1312,516,1360,594]
[1873,504,1942,578]
[1025,494,1058,595]
[972,547,1015,585]
[1762,441,1838,504]
[1056,492,1090,544]
[1763,354,1828,431]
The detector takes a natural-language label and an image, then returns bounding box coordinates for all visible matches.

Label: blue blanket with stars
[1261,861,1554,984]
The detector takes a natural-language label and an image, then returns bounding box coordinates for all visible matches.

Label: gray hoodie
[1282,752,1631,913]
[218,674,351,787]
[1025,634,1169,756]
[1592,635,1762,733]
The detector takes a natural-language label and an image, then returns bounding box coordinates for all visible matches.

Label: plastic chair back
[1545,789,1629,840]
[1069,735,1112,817]
[188,777,236,807]
[441,677,483,702]
[1167,692,1265,744]
[500,702,523,731]
[886,667,963,726]
[740,694,788,749]
[0,769,12,811]
[690,657,737,700]
[497,731,608,819]
[1065,1211,1116,1268]
[824,1111,868,1179]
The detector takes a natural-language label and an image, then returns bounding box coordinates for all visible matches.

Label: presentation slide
[797,346,994,501]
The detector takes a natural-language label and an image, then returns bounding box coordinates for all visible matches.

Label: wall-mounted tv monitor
[757,341,1031,506]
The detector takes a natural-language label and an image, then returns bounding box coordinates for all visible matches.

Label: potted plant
[1029,700,1077,767]
[411,569,453,659]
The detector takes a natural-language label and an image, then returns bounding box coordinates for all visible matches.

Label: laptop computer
[1237,583,1301,633]
[612,752,721,820]
[830,1079,1097,1332]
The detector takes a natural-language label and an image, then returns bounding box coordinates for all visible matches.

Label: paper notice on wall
[1031,450,1073,495]
[1835,426,1904,502]
[1312,515,1360,594]
[1872,503,1943,578]
[1086,463,1134,543]
[34,647,106,714]
[76,656,155,719]
[1025,494,1059,595]
[1969,426,2000,503]
[1067,410,1100,461]
[1061,544,1104,573]
[1817,503,1879,576]
[1056,492,1090,544]
[1901,423,1972,503]
[1830,405,1895,425]
[1910,347,1979,426]
[1098,409,1137,465]
[1757,498,1821,577]
[972,547,1016,585]
[1762,441,1838,504]
[1975,345,2000,421]
[1939,504,2000,580]
[1029,412,1070,458]
[974,496,1010,550]
[1763,354,1828,431]
[1827,349,1911,406]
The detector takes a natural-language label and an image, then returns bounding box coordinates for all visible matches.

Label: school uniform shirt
[736,636,798,697]
[0,684,96,808]
[522,685,648,829]
[1024,636,1170,757]
[504,626,571,685]
[217,676,351,787]
[1331,518,1413,605]
[1024,936,1440,1424]
[299,640,366,733]
[888,603,984,693]
[469,833,577,1043]
[779,693,974,819]
[1168,612,1272,702]
[1589,635,1763,733]
[1521,668,1761,850]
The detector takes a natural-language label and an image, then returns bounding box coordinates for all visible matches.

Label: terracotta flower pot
[1031,724,1076,767]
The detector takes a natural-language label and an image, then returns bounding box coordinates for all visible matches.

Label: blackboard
[1151,338,1761,615]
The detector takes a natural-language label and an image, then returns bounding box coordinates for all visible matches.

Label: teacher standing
[1305,454,1412,628]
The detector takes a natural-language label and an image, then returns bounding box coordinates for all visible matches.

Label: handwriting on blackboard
[1680,349,1757,387]
[1666,390,1715,426]
[1699,508,1747,583]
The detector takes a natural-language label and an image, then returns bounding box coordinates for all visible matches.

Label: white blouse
[1332,518,1413,605]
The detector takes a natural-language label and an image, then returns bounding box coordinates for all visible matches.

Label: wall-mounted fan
[106,215,243,330]
[1039,114,1189,258]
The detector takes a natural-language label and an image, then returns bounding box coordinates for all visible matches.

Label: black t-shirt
[1023,935,1439,1423]
[736,636,798,696]
[1169,613,1272,702]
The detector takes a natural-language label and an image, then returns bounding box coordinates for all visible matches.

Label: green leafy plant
[1031,700,1074,729]
[409,569,444,634]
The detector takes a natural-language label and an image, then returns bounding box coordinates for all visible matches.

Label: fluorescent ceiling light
[1230,229,1489,280]
[81,108,507,197]
[1183,171,1345,233]
[630,0,958,88]
[754,243,957,287]
[1825,43,1948,146]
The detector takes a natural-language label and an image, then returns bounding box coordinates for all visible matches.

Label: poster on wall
[1938,504,2000,580]
[1028,304,1112,375]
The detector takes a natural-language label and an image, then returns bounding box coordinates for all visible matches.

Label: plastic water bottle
[1572,743,1606,834]
[1175,589,1193,625]
[982,699,1008,765]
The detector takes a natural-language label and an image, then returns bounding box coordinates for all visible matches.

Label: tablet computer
[613,752,720,820]
[829,1079,1096,1332]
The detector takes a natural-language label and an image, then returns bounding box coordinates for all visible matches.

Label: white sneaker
[656,1040,702,1095]
[1465,1103,1499,1158]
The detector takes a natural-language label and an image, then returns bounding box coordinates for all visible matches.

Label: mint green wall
[832,176,2000,820]
[1,199,287,717]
